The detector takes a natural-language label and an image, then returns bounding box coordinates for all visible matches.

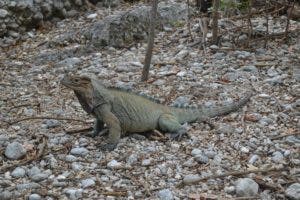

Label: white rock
[28,194,41,200]
[107,160,123,169]
[157,189,174,200]
[81,178,95,188]
[235,178,259,197]
[87,13,97,19]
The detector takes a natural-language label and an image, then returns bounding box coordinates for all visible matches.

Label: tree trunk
[212,0,220,44]
[141,0,158,82]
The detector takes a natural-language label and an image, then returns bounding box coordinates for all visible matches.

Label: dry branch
[180,166,286,186]
[9,116,89,125]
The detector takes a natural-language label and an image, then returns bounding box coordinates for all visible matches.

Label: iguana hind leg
[158,114,187,140]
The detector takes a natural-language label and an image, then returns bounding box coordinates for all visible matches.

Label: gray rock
[70,147,89,156]
[86,3,187,47]
[30,173,49,182]
[71,163,83,171]
[285,183,300,200]
[195,154,209,164]
[127,154,138,165]
[214,52,225,60]
[191,148,202,156]
[158,189,174,200]
[64,188,83,200]
[215,123,234,134]
[11,167,26,178]
[240,65,258,73]
[0,191,12,200]
[16,182,41,190]
[81,178,95,188]
[203,150,217,159]
[183,174,201,184]
[27,166,41,177]
[65,155,77,162]
[235,178,259,197]
[43,119,61,128]
[264,75,286,85]
[272,151,284,163]
[28,194,42,200]
[0,9,8,18]
[5,142,27,160]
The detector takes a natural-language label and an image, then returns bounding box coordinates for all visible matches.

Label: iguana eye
[74,78,79,83]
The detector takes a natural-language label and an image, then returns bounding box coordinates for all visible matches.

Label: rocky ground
[0,1,300,200]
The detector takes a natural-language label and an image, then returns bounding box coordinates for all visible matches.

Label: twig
[285,1,295,39]
[180,167,285,186]
[271,132,299,140]
[253,176,283,191]
[0,136,47,173]
[9,116,89,125]
[65,127,93,134]
[8,103,40,111]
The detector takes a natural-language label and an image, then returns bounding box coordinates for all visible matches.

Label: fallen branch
[271,132,299,140]
[180,167,285,186]
[65,127,93,134]
[0,136,47,173]
[9,116,89,125]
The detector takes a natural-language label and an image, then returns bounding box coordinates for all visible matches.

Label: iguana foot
[91,128,109,137]
[170,124,187,141]
[100,143,117,151]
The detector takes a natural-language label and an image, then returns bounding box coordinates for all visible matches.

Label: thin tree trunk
[212,0,220,44]
[141,0,158,82]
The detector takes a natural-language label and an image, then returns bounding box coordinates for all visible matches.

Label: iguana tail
[171,92,253,124]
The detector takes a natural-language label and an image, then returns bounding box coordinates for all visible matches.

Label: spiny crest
[108,86,162,104]
[172,103,198,109]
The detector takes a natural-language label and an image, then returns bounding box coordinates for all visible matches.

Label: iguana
[61,74,252,151]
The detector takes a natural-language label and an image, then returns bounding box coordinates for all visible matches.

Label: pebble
[157,189,174,200]
[65,155,77,162]
[240,65,258,73]
[5,142,27,160]
[272,151,284,163]
[183,174,201,184]
[11,167,26,178]
[249,155,260,164]
[87,13,97,19]
[142,159,152,166]
[64,188,83,200]
[81,178,95,188]
[0,9,8,18]
[30,173,49,182]
[43,119,61,128]
[70,147,89,156]
[0,191,12,200]
[107,160,123,169]
[16,182,41,190]
[27,166,41,177]
[285,183,300,200]
[71,163,83,171]
[28,194,42,200]
[191,148,202,156]
[194,154,209,164]
[224,186,235,194]
[235,178,259,197]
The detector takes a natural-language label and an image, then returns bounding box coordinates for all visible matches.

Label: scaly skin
[61,74,253,151]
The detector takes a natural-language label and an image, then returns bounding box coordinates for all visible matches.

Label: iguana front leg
[93,105,121,151]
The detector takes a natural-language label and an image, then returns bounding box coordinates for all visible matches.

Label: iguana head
[61,74,93,93]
